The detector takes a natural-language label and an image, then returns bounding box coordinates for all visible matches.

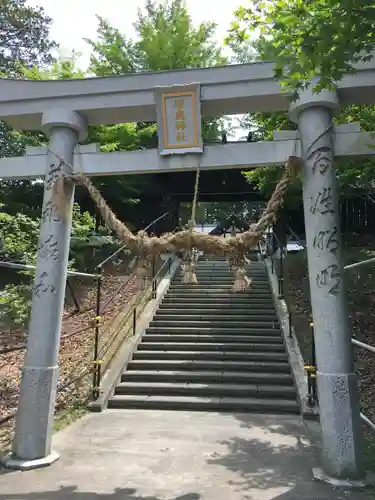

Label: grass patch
[53,404,88,433]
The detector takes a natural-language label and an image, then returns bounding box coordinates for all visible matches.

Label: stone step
[190,273,264,277]
[156,308,277,317]
[163,296,274,303]
[196,261,257,264]
[171,286,271,292]
[172,280,270,286]
[162,295,275,308]
[180,267,266,271]
[143,334,283,344]
[172,275,267,280]
[138,342,285,352]
[179,264,264,268]
[195,267,262,270]
[150,320,279,329]
[133,350,288,362]
[127,359,291,373]
[109,254,299,416]
[146,326,281,335]
[114,381,296,399]
[169,283,270,289]
[121,370,294,385]
[108,395,300,414]
[174,274,268,279]
[165,295,273,302]
[158,304,276,317]
[159,303,275,311]
[191,270,264,274]
[166,289,272,296]
[154,313,277,322]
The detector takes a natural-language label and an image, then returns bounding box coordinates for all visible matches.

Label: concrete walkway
[0,410,373,500]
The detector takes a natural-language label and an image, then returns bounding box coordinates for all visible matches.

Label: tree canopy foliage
[227,0,375,94]
[225,0,375,202]
[0,0,57,76]
[86,0,226,75]
[2,0,227,221]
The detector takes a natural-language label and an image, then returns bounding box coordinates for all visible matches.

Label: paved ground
[0,410,373,500]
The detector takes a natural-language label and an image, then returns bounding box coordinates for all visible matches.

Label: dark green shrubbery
[0,203,123,327]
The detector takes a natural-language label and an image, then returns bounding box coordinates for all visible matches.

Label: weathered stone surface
[0,410,373,499]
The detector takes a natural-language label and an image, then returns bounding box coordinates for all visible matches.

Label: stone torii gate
[1,58,375,483]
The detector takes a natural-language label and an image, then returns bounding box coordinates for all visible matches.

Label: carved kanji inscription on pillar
[313,226,339,254]
[45,160,64,190]
[308,146,333,176]
[316,264,341,295]
[38,234,60,263]
[309,187,335,215]
[33,271,57,298]
[41,201,61,224]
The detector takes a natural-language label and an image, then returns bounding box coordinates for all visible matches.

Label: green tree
[0,0,57,163]
[0,202,116,326]
[226,0,375,94]
[84,0,228,218]
[0,0,58,217]
[0,58,86,217]
[0,0,57,76]
[10,58,150,214]
[226,4,375,203]
[86,0,226,75]
[86,0,227,141]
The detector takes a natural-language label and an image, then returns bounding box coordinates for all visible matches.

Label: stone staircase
[108,256,300,414]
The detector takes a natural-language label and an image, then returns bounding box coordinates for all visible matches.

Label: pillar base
[317,372,364,478]
[2,450,59,471]
[312,467,374,489]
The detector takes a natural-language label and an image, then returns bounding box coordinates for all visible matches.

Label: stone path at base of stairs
[0,410,373,500]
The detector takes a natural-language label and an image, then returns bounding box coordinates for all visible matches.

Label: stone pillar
[289,90,365,482]
[6,109,87,470]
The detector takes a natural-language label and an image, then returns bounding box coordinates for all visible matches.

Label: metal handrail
[351,338,375,431]
[1,215,173,418]
[100,270,137,314]
[97,212,170,270]
[269,228,285,298]
[100,256,171,360]
[91,213,173,399]
[360,412,375,432]
[98,284,152,365]
[352,338,375,354]
[344,256,375,271]
[282,220,375,273]
[97,243,129,270]
[91,255,173,400]
[282,220,306,250]
[260,222,375,430]
[0,260,99,279]
[143,212,170,232]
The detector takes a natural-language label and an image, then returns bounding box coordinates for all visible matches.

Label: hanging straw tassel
[229,253,251,292]
[232,267,252,292]
[135,256,150,290]
[181,247,199,284]
[181,261,198,284]
[51,174,72,219]
[181,159,201,285]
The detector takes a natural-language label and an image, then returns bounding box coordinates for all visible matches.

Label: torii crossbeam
[1,58,375,483]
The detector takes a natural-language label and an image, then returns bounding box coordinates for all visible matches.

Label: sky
[27,0,244,69]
